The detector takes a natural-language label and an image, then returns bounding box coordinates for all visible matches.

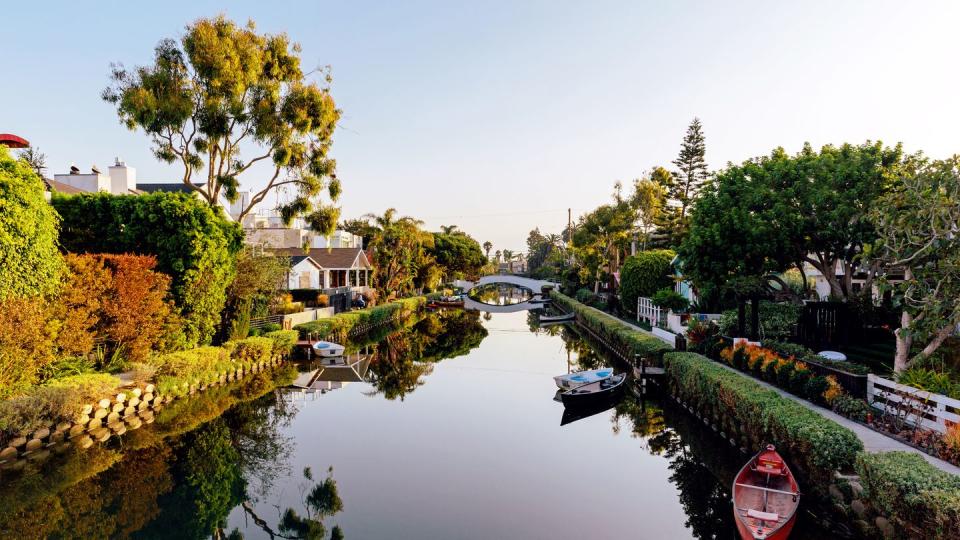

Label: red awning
[0,134,30,149]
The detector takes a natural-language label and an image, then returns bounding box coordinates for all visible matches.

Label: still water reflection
[0,306,836,539]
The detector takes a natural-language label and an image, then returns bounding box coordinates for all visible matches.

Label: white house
[274,247,373,294]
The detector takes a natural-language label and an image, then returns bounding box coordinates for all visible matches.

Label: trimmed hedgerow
[663,352,863,493]
[551,291,671,363]
[855,452,960,536]
[151,333,292,396]
[264,330,298,357]
[294,297,426,341]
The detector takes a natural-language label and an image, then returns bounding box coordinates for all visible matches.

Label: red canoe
[732,445,801,540]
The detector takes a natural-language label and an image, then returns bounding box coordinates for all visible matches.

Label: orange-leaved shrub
[0,297,58,399]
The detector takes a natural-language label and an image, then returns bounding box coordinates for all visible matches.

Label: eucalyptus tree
[573,201,634,293]
[103,16,342,232]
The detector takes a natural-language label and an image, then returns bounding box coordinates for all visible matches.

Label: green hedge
[856,452,960,536]
[663,351,863,492]
[264,330,298,357]
[151,333,290,396]
[294,297,425,341]
[551,292,671,363]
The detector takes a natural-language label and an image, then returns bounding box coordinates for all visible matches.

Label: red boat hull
[732,445,800,540]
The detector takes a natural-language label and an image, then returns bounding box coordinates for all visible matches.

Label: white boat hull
[553,368,615,389]
[312,341,345,358]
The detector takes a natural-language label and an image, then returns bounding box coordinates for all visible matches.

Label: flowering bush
[716,343,864,410]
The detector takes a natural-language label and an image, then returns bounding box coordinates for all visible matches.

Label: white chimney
[108,157,137,194]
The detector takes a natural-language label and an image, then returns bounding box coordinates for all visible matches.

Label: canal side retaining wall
[0,354,289,470]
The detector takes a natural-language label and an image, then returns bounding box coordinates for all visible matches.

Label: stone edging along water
[0,354,289,469]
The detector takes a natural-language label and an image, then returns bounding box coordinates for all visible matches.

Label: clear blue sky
[4,1,959,251]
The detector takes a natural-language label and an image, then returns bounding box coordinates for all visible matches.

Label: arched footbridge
[457,275,559,294]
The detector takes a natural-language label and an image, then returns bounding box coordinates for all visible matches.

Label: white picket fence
[636,297,663,327]
[867,374,960,433]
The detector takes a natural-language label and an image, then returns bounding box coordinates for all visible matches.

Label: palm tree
[502,250,514,273]
[483,241,493,261]
[440,224,460,235]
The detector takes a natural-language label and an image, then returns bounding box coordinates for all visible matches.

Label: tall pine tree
[669,118,709,242]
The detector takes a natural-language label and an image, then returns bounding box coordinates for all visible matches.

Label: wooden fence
[867,374,960,433]
[636,297,663,328]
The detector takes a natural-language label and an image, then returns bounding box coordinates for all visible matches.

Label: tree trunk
[750,295,760,341]
[893,311,913,374]
[737,301,746,338]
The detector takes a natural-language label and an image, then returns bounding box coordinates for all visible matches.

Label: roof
[290,255,323,270]
[270,247,371,270]
[137,183,206,194]
[43,178,86,194]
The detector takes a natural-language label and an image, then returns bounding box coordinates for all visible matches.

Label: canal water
[0,303,837,539]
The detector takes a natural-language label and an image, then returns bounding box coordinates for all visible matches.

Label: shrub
[776,361,796,389]
[53,191,242,345]
[664,352,863,492]
[551,292,672,363]
[685,319,719,354]
[294,297,426,341]
[317,294,330,308]
[651,288,689,313]
[804,375,830,405]
[788,363,812,395]
[0,146,64,299]
[45,373,120,404]
[718,302,800,340]
[765,340,872,375]
[98,255,177,363]
[230,337,274,364]
[0,296,58,399]
[260,322,282,333]
[822,375,844,405]
[0,387,75,437]
[832,394,871,422]
[53,254,112,357]
[264,330,298,357]
[897,367,960,399]
[855,451,960,536]
[619,249,675,313]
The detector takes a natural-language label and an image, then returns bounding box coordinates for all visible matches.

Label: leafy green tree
[680,141,904,300]
[103,16,342,231]
[358,209,435,297]
[53,192,242,345]
[619,249,676,313]
[870,155,960,373]
[630,176,665,251]
[0,146,63,299]
[572,201,633,292]
[430,231,486,280]
[669,118,708,241]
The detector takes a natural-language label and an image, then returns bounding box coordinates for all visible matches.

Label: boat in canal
[732,445,801,540]
[539,312,575,325]
[312,340,346,358]
[559,373,626,407]
[428,295,465,308]
[553,368,613,389]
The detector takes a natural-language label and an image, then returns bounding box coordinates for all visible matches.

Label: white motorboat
[553,368,615,390]
[312,340,345,358]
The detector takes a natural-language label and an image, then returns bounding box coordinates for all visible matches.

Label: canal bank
[549,290,960,539]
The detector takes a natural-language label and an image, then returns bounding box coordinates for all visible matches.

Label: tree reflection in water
[365,309,487,400]
[611,395,737,540]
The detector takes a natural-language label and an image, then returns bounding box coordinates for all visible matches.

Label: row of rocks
[0,356,285,468]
